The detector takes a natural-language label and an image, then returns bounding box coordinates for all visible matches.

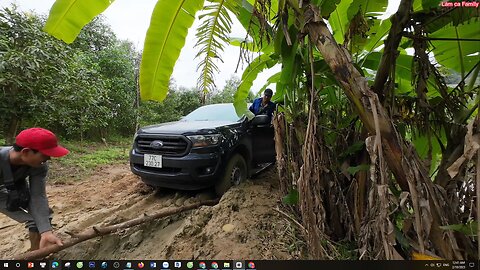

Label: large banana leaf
[412,128,446,175]
[329,0,354,44]
[140,0,205,101]
[430,22,480,76]
[234,53,278,115]
[44,0,114,43]
[363,51,414,94]
[421,4,479,33]
[277,26,299,99]
[362,19,391,53]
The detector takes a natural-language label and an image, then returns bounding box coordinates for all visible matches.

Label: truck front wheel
[215,154,247,196]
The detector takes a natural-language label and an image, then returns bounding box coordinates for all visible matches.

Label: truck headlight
[187,134,222,147]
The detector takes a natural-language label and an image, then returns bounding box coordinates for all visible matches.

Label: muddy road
[0,163,303,259]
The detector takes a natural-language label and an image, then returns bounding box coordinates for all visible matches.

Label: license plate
[144,154,162,168]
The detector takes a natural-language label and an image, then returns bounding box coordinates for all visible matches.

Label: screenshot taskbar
[0,260,478,270]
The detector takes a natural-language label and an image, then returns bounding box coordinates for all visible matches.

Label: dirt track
[0,163,303,259]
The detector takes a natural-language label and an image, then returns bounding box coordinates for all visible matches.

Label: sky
[1,0,400,94]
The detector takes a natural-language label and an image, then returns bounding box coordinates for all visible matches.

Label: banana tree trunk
[304,6,463,260]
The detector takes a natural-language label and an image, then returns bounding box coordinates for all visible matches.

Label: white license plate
[144,154,162,168]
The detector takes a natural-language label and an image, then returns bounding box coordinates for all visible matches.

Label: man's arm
[28,165,52,234]
[29,165,63,248]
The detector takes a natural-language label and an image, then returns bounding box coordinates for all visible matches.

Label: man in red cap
[0,127,68,251]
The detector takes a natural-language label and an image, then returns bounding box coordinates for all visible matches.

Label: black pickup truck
[129,103,275,195]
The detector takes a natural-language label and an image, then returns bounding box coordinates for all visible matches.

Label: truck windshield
[183,104,243,122]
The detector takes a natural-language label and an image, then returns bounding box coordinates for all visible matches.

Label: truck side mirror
[251,114,270,125]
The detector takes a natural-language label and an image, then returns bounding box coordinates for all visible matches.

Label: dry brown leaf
[419,197,432,238]
[448,119,480,178]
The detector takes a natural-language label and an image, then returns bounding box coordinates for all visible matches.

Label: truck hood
[138,120,240,135]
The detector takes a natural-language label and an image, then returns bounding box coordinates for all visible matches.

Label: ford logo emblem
[150,140,164,149]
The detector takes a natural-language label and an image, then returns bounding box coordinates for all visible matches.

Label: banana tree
[44,0,478,259]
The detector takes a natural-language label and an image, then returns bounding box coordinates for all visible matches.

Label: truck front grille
[135,135,190,156]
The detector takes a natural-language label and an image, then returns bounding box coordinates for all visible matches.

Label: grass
[48,136,132,182]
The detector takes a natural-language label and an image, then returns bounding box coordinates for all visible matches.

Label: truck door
[251,122,276,164]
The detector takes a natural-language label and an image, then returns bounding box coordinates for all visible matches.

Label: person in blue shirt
[249,88,276,120]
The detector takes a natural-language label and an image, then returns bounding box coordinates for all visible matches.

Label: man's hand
[39,231,63,249]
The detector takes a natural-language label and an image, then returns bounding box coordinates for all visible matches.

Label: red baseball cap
[15,128,69,157]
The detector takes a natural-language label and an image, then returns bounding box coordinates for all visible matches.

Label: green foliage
[440,221,478,237]
[329,0,388,45]
[140,0,205,102]
[277,26,299,103]
[0,6,137,141]
[430,22,480,76]
[0,5,70,139]
[362,52,414,94]
[411,129,446,175]
[339,141,365,160]
[347,164,370,175]
[282,189,299,205]
[362,19,391,53]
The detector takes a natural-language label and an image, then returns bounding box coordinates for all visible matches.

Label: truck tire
[215,154,247,196]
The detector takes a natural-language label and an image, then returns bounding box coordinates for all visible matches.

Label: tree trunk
[273,112,290,195]
[372,0,413,101]
[297,87,327,258]
[304,6,463,259]
[5,115,20,145]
